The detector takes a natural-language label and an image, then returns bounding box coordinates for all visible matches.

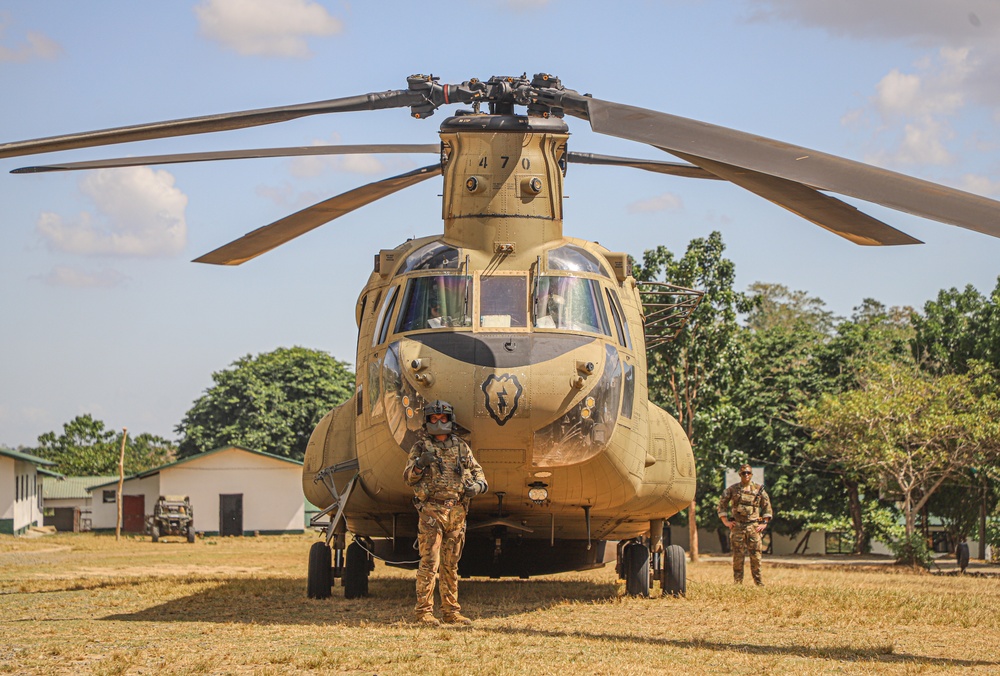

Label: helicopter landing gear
[620,540,651,597]
[660,544,687,597]
[307,541,332,599]
[344,538,374,599]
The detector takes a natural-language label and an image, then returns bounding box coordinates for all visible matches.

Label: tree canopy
[32,414,175,476]
[175,346,354,460]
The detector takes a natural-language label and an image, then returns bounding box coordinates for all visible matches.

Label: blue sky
[2,0,1000,448]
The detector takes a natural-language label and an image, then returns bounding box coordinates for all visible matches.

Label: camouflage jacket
[717,482,773,523]
[403,434,485,502]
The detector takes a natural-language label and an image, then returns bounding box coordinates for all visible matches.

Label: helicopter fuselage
[302,114,695,574]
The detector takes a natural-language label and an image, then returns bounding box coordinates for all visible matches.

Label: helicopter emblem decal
[481,373,523,426]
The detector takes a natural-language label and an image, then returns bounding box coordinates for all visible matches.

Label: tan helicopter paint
[303,116,695,543]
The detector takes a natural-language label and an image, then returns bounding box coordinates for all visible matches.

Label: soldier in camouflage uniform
[403,400,487,626]
[717,464,772,586]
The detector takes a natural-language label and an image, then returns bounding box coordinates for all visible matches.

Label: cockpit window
[533,276,612,336]
[399,241,461,273]
[395,276,471,332]
[547,245,610,277]
[479,275,528,328]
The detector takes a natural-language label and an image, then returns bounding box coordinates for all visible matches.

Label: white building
[1,448,55,535]
[42,475,118,532]
[88,446,304,535]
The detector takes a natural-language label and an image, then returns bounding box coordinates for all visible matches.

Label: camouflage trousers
[730,522,763,584]
[415,501,467,615]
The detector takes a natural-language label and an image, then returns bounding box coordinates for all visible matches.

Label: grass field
[1,533,998,675]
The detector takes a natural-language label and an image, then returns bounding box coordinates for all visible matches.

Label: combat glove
[414,450,437,470]
[463,480,488,499]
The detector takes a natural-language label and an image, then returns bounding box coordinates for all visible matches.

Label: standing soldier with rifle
[718,464,773,586]
[403,400,488,626]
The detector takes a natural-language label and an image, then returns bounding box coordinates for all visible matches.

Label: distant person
[717,464,772,586]
[403,400,487,626]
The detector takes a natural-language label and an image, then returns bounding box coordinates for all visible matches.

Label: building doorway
[219,494,243,536]
[123,495,145,533]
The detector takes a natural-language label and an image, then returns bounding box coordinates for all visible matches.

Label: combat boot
[442,612,473,626]
[414,612,441,626]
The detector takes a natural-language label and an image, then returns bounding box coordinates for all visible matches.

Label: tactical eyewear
[739,471,752,476]
[428,413,448,423]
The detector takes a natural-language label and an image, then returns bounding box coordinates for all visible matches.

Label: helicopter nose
[531,342,623,468]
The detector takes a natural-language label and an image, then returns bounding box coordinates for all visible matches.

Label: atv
[148,495,196,543]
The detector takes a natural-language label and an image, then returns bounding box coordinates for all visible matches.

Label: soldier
[717,464,772,586]
[403,400,487,626]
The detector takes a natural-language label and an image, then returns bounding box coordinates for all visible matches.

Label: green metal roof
[0,447,55,466]
[87,446,303,489]
[43,475,118,500]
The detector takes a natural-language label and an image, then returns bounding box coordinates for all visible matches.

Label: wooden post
[115,428,128,541]
[688,500,699,562]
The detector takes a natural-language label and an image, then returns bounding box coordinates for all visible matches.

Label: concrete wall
[158,448,303,534]
[89,475,161,531]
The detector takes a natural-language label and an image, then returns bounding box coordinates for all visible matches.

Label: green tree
[731,284,845,546]
[32,414,175,476]
[636,232,753,561]
[911,284,986,374]
[176,346,354,460]
[799,362,1000,566]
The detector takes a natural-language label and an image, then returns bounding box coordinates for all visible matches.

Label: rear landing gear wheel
[343,541,371,599]
[307,541,332,599]
[150,525,159,543]
[661,544,687,597]
[623,541,650,597]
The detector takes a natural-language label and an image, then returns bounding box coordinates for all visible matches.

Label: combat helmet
[423,400,454,435]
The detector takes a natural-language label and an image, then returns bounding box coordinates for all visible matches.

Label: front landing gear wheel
[307,541,332,599]
[661,544,686,597]
[343,541,371,599]
[623,541,650,597]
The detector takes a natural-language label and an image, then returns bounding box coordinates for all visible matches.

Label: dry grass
[1,532,998,675]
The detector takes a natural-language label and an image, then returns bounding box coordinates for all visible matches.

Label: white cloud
[960,174,1000,197]
[195,0,342,58]
[0,15,62,62]
[36,266,128,289]
[36,167,187,257]
[627,193,683,214]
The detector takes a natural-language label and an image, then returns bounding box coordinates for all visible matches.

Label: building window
[103,490,117,504]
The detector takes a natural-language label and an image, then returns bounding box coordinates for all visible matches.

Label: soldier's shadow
[101,575,619,626]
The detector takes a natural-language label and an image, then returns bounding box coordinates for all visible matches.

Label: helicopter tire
[307,541,333,599]
[622,541,650,597]
[343,541,370,599]
[661,544,687,597]
[150,525,159,543]
[186,526,196,544]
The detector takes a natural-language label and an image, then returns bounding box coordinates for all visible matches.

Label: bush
[889,532,932,569]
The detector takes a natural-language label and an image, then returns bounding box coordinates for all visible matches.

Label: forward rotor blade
[566,151,719,180]
[11,144,441,173]
[0,90,420,160]
[583,98,1000,240]
[668,150,921,246]
[193,163,441,266]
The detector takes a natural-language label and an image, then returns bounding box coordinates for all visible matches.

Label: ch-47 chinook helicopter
[6,73,1000,599]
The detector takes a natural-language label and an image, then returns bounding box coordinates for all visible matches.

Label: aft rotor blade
[194,163,442,266]
[582,98,1000,240]
[566,152,719,180]
[11,144,441,173]
[0,90,420,160]
[668,150,921,246]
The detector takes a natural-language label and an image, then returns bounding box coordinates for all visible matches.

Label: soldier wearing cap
[718,464,772,585]
[403,400,487,625]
